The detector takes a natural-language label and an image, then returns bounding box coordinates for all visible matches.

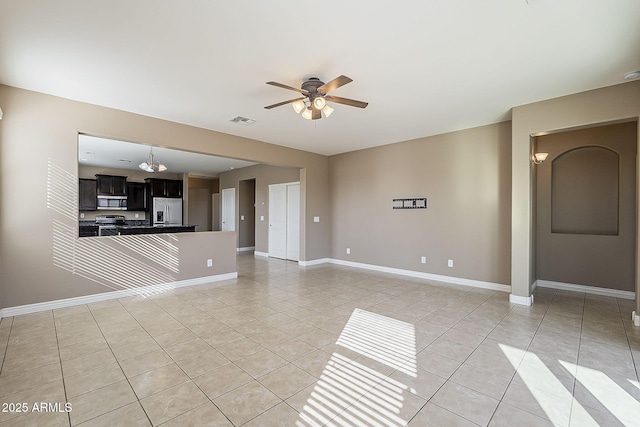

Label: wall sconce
[532,152,549,164]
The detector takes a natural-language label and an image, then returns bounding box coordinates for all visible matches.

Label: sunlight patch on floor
[298,309,417,426]
[500,342,640,426]
[560,360,640,426]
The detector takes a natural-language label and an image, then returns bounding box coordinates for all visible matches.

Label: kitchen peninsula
[79,215,196,237]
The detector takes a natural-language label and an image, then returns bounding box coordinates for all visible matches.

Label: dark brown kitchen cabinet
[166,180,182,198]
[79,179,97,210]
[148,179,166,197]
[127,182,147,211]
[145,178,182,198]
[96,174,127,196]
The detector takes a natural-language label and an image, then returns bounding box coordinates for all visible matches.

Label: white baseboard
[254,251,268,258]
[510,294,534,306]
[299,258,331,267]
[535,280,635,300]
[237,246,255,253]
[314,258,510,292]
[632,311,640,327]
[0,272,238,319]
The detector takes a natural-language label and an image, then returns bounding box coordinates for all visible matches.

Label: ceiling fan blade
[264,97,305,109]
[317,75,353,94]
[312,106,321,120]
[266,81,309,95]
[325,95,368,109]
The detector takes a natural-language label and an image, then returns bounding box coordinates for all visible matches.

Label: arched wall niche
[551,146,619,235]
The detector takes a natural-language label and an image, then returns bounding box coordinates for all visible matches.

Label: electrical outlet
[80,213,85,219]
[421,256,426,264]
[346,248,351,254]
[448,259,454,267]
[207,259,213,267]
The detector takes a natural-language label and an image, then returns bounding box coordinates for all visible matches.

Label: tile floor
[1,253,639,426]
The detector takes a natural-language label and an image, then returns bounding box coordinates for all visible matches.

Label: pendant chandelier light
[139,147,167,172]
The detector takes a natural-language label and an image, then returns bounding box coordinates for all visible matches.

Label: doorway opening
[239,179,256,252]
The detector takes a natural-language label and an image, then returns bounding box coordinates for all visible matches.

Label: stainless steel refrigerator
[152,197,183,226]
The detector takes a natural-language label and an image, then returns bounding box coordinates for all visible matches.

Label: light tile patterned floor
[0,253,639,426]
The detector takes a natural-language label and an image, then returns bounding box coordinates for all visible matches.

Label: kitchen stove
[95,214,125,236]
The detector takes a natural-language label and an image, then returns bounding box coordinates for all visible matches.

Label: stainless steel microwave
[97,195,127,210]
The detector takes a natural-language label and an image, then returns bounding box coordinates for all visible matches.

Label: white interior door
[268,182,300,261]
[268,184,287,259]
[221,188,235,232]
[286,183,300,261]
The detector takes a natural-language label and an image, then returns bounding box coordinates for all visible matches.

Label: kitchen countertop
[115,225,196,229]
[115,225,196,235]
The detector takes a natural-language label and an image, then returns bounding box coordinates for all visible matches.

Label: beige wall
[0,85,330,309]
[511,81,640,304]
[219,164,301,253]
[329,122,512,285]
[535,122,637,291]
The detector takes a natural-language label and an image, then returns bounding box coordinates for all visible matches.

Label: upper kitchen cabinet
[166,180,182,198]
[127,182,147,211]
[79,179,97,210]
[146,178,183,198]
[96,174,127,196]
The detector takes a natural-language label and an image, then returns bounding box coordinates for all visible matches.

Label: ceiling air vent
[230,116,256,125]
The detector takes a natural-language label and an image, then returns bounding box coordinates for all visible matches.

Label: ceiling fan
[265,75,368,120]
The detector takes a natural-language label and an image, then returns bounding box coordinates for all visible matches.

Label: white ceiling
[78,134,257,177]
[1,1,639,156]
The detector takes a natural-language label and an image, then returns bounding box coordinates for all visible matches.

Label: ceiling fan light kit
[322,104,334,117]
[313,97,326,110]
[265,75,368,120]
[292,100,306,114]
[301,108,313,120]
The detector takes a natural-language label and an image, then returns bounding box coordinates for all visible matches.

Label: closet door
[268,182,300,261]
[268,184,287,259]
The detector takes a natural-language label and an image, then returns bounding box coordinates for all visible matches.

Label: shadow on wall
[47,160,180,296]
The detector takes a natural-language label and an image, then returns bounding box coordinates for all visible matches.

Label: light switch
[241,215,245,220]
[313,216,320,223]
[260,216,264,221]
